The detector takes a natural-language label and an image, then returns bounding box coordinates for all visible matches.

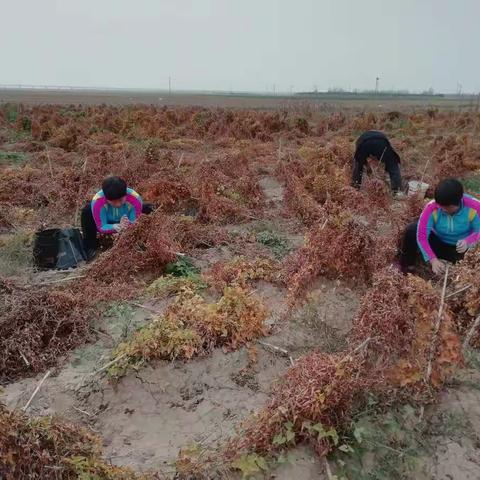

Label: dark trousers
[352,138,402,192]
[399,222,464,268]
[80,202,154,251]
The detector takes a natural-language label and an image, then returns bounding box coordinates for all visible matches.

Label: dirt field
[1,102,479,479]
[1,88,478,112]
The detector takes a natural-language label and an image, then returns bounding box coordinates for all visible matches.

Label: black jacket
[354,131,400,165]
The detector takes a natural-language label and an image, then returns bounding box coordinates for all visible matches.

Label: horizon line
[0,83,478,98]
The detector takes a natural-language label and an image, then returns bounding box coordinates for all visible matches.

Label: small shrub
[0,403,152,479]
[256,230,290,258]
[282,206,396,299]
[110,285,268,378]
[0,282,92,382]
[0,231,33,277]
[147,273,207,299]
[450,249,480,346]
[206,256,280,291]
[164,255,199,277]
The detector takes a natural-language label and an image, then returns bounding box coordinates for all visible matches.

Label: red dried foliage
[433,134,480,178]
[88,210,178,282]
[450,250,480,346]
[230,268,462,460]
[0,280,92,382]
[350,269,462,389]
[357,176,392,215]
[0,145,264,230]
[141,174,192,213]
[168,215,228,250]
[282,205,397,299]
[205,256,280,292]
[0,402,152,479]
[397,193,426,226]
[279,145,351,210]
[279,143,393,228]
[283,176,324,225]
[228,352,371,458]
[192,154,263,224]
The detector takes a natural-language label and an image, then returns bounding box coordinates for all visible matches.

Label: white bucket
[408,180,429,198]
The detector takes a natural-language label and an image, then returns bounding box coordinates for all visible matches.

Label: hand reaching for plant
[430,258,446,275]
[456,239,468,254]
[113,216,130,233]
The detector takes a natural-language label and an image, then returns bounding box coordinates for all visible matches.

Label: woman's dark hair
[434,178,464,206]
[102,176,127,200]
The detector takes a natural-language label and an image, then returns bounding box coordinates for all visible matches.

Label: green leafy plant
[461,175,480,195]
[256,230,290,258]
[0,151,27,166]
[272,421,296,446]
[231,453,268,478]
[147,273,207,299]
[332,404,428,480]
[164,255,200,277]
[302,421,339,446]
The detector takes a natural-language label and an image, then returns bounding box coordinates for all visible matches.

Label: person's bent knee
[405,222,417,237]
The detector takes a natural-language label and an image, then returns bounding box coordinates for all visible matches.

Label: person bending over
[81,176,153,258]
[399,178,480,274]
[352,130,404,197]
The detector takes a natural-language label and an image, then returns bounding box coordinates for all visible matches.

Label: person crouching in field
[398,178,480,274]
[352,130,405,198]
[81,176,153,258]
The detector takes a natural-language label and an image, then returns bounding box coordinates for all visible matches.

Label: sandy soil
[422,369,480,479]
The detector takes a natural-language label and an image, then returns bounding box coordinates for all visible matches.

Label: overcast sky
[2,0,479,93]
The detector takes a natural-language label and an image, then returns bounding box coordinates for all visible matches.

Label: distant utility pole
[273,83,276,95]
[168,77,171,95]
[375,77,380,94]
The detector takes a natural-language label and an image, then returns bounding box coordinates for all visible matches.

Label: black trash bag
[33,228,87,270]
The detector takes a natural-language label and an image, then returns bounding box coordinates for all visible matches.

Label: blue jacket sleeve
[100,208,120,232]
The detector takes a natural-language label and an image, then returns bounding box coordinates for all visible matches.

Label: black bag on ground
[33,228,87,270]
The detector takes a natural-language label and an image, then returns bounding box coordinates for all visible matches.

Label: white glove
[456,239,468,254]
[431,258,446,275]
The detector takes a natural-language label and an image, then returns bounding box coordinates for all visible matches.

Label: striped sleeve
[416,201,437,262]
[91,195,117,234]
[463,195,480,245]
[125,187,143,221]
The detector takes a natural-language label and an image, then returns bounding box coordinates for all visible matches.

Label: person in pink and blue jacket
[81,176,153,258]
[399,178,480,274]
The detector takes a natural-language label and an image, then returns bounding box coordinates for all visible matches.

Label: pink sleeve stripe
[463,196,480,245]
[464,232,479,245]
[463,195,480,211]
[417,201,437,261]
[92,197,115,234]
[125,193,142,218]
